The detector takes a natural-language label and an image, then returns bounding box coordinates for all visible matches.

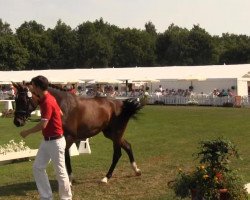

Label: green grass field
[0,105,250,200]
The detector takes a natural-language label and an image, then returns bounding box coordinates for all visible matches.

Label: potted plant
[169,138,248,200]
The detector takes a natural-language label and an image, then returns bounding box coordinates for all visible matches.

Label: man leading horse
[13,75,143,195]
[19,75,72,200]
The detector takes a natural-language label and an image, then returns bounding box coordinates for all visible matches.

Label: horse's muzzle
[13,118,25,127]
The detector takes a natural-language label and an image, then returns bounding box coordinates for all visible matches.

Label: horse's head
[13,82,39,127]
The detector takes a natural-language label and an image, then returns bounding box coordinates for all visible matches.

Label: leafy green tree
[186,25,215,65]
[156,24,190,65]
[47,20,77,68]
[0,35,28,70]
[112,28,156,67]
[16,20,48,69]
[145,21,157,36]
[1,18,250,69]
[219,33,250,64]
[0,19,13,35]
[210,35,222,65]
[76,19,114,68]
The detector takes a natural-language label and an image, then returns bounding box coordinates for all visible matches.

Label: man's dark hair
[31,75,49,91]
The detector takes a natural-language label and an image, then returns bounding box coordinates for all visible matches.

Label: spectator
[158,85,163,92]
[9,85,16,99]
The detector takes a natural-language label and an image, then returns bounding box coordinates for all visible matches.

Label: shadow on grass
[0,180,57,197]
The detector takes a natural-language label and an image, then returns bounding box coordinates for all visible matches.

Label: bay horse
[12,82,143,183]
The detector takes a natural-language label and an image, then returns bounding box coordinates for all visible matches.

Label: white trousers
[33,136,72,200]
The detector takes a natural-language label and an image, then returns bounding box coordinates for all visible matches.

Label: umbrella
[132,78,160,94]
[242,73,250,78]
[79,79,94,83]
[117,79,133,96]
[78,79,95,91]
[93,78,123,84]
[131,78,160,83]
[178,74,206,89]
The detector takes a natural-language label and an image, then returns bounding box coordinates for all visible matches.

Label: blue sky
[0,0,250,36]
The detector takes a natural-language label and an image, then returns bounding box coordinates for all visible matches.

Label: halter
[15,90,36,119]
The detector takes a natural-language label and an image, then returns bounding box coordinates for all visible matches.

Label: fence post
[234,96,242,107]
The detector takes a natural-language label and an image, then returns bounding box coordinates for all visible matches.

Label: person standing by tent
[158,85,163,92]
[20,75,72,200]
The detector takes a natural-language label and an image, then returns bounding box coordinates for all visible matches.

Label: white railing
[0,93,11,100]
[147,95,250,107]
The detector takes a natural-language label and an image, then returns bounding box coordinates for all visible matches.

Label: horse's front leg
[101,143,122,183]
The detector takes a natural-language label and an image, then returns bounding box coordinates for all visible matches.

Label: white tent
[1,64,250,96]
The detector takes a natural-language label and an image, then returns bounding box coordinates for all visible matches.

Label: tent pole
[126,80,128,96]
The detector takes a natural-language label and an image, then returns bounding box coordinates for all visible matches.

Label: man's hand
[19,120,46,138]
[20,130,29,138]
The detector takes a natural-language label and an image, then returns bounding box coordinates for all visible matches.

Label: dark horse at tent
[12,82,143,183]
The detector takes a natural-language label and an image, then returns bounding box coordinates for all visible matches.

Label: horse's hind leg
[121,139,141,176]
[65,137,74,184]
[65,148,72,178]
[101,143,122,183]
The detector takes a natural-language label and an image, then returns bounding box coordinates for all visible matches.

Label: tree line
[1,18,250,70]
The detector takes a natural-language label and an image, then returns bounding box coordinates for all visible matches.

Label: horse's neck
[48,88,64,103]
[48,88,77,112]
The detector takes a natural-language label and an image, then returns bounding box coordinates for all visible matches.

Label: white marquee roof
[0,64,250,84]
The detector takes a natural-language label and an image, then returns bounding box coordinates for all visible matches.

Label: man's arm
[20,120,48,138]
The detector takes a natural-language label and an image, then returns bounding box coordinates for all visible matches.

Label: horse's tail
[121,98,143,120]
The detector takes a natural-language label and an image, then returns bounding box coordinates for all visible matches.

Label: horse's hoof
[68,174,75,186]
[135,169,141,176]
[101,177,108,183]
[69,174,74,182]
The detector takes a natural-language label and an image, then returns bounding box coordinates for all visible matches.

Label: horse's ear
[11,82,20,90]
[23,81,31,86]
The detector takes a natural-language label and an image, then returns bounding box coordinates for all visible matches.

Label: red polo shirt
[39,92,63,137]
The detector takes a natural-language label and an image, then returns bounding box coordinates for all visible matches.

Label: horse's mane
[48,83,70,92]
[47,83,78,118]
[48,83,77,103]
[23,82,71,93]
